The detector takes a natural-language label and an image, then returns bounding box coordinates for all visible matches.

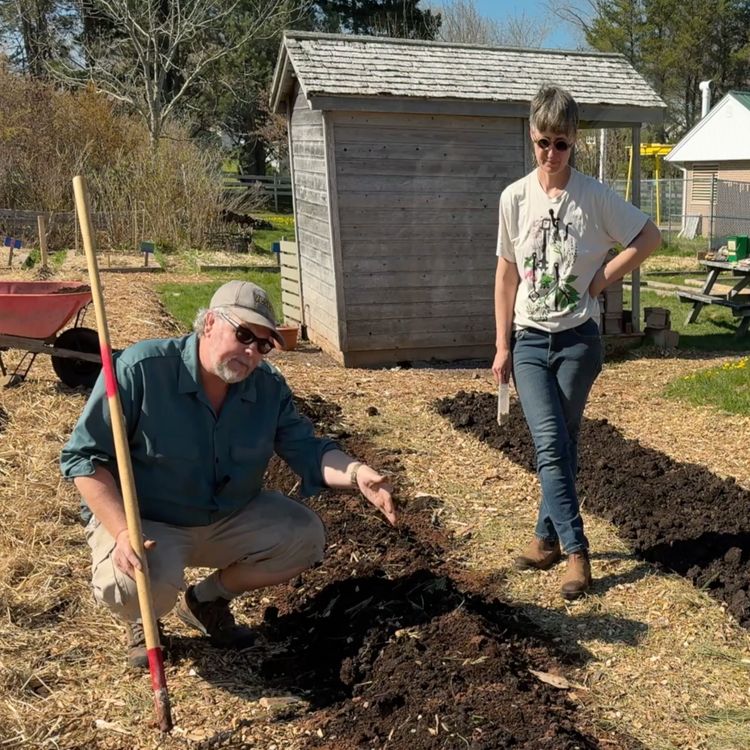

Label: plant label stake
[72,176,173,732]
[497,382,509,426]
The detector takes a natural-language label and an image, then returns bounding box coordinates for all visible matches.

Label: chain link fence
[710,178,750,248]
[607,177,750,251]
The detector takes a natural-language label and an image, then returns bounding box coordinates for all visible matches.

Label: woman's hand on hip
[589,267,607,298]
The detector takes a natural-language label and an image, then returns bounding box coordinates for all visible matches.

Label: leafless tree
[545,0,612,50]
[52,0,308,145]
[434,0,499,44]
[435,0,551,48]
[253,86,289,169]
[499,10,551,48]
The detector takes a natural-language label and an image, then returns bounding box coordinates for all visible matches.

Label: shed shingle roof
[273,32,665,112]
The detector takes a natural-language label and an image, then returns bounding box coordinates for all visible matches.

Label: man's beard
[214,358,253,384]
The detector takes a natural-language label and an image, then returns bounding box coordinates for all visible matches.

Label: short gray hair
[193,307,210,337]
[530,85,579,137]
[194,305,235,337]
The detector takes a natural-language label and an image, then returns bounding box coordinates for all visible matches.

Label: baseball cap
[210,280,284,345]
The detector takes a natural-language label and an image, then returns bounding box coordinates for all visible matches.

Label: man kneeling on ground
[60,280,396,668]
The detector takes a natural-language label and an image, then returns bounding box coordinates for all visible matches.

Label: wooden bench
[677,291,750,336]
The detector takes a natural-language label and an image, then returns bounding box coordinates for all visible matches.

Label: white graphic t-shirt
[496,168,648,332]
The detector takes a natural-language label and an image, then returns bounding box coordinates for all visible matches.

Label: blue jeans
[511,318,603,554]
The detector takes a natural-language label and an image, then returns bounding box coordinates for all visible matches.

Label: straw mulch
[641,255,703,273]
[1,263,750,750]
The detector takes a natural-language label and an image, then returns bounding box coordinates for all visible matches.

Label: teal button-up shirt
[60,333,337,526]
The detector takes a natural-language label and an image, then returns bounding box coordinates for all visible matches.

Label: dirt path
[1,269,749,749]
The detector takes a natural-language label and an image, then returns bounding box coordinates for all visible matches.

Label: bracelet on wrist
[349,462,363,487]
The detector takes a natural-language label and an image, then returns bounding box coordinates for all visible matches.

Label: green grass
[222,158,241,174]
[664,356,750,416]
[626,288,750,352]
[156,271,282,332]
[656,236,707,257]
[154,247,170,270]
[251,212,295,255]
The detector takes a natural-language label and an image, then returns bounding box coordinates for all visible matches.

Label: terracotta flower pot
[276,324,299,351]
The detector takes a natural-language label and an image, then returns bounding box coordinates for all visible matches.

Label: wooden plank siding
[330,110,525,361]
[289,87,340,350]
[717,162,750,182]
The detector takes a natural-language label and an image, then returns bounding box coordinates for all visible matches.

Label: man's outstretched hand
[356,465,397,526]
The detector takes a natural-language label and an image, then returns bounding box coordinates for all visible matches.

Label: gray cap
[210,281,283,345]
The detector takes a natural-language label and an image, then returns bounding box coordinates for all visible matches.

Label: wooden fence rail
[280,240,302,326]
[222,173,293,212]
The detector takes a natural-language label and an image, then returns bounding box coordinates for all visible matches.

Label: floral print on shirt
[523,208,581,321]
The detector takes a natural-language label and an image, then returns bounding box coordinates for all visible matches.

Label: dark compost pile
[229,394,644,750]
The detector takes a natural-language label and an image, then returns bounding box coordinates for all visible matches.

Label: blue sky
[450,0,584,50]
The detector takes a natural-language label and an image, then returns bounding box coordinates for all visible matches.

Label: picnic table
[677,259,750,337]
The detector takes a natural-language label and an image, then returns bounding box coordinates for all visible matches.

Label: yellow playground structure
[625,143,673,225]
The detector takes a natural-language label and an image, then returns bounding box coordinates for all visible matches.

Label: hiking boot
[176,585,255,649]
[514,537,562,571]
[125,620,166,670]
[561,552,592,600]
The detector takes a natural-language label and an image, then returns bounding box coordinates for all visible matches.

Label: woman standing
[492,85,661,599]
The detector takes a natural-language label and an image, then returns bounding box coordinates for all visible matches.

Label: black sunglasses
[533,137,572,152]
[218,311,275,354]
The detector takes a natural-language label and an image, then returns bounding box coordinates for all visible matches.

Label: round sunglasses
[217,311,275,354]
[533,137,573,152]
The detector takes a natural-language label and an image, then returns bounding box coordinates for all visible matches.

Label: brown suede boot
[513,538,562,571]
[125,620,166,670]
[176,586,255,649]
[561,552,592,600]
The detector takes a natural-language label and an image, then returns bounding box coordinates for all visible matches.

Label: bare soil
[206,396,645,750]
[436,391,750,628]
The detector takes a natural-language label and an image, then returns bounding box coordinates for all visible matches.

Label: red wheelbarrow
[0,281,102,388]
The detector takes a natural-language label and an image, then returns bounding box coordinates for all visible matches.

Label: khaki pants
[86,491,325,622]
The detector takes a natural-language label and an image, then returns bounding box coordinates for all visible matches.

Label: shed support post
[630,125,641,333]
[38,214,49,269]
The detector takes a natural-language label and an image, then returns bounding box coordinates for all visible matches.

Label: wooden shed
[270,32,665,366]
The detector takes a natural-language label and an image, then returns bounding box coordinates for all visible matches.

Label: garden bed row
[436,391,750,628]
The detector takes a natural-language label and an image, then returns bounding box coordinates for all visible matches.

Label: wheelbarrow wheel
[51,327,102,389]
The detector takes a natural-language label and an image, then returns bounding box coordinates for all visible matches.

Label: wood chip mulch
[1,265,749,750]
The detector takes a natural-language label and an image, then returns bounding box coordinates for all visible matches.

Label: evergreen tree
[314,0,441,39]
[563,0,750,137]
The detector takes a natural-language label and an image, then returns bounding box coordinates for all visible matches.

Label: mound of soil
[435,391,750,627]
[235,394,642,749]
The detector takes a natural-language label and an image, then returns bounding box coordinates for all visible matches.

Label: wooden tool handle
[72,176,172,732]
